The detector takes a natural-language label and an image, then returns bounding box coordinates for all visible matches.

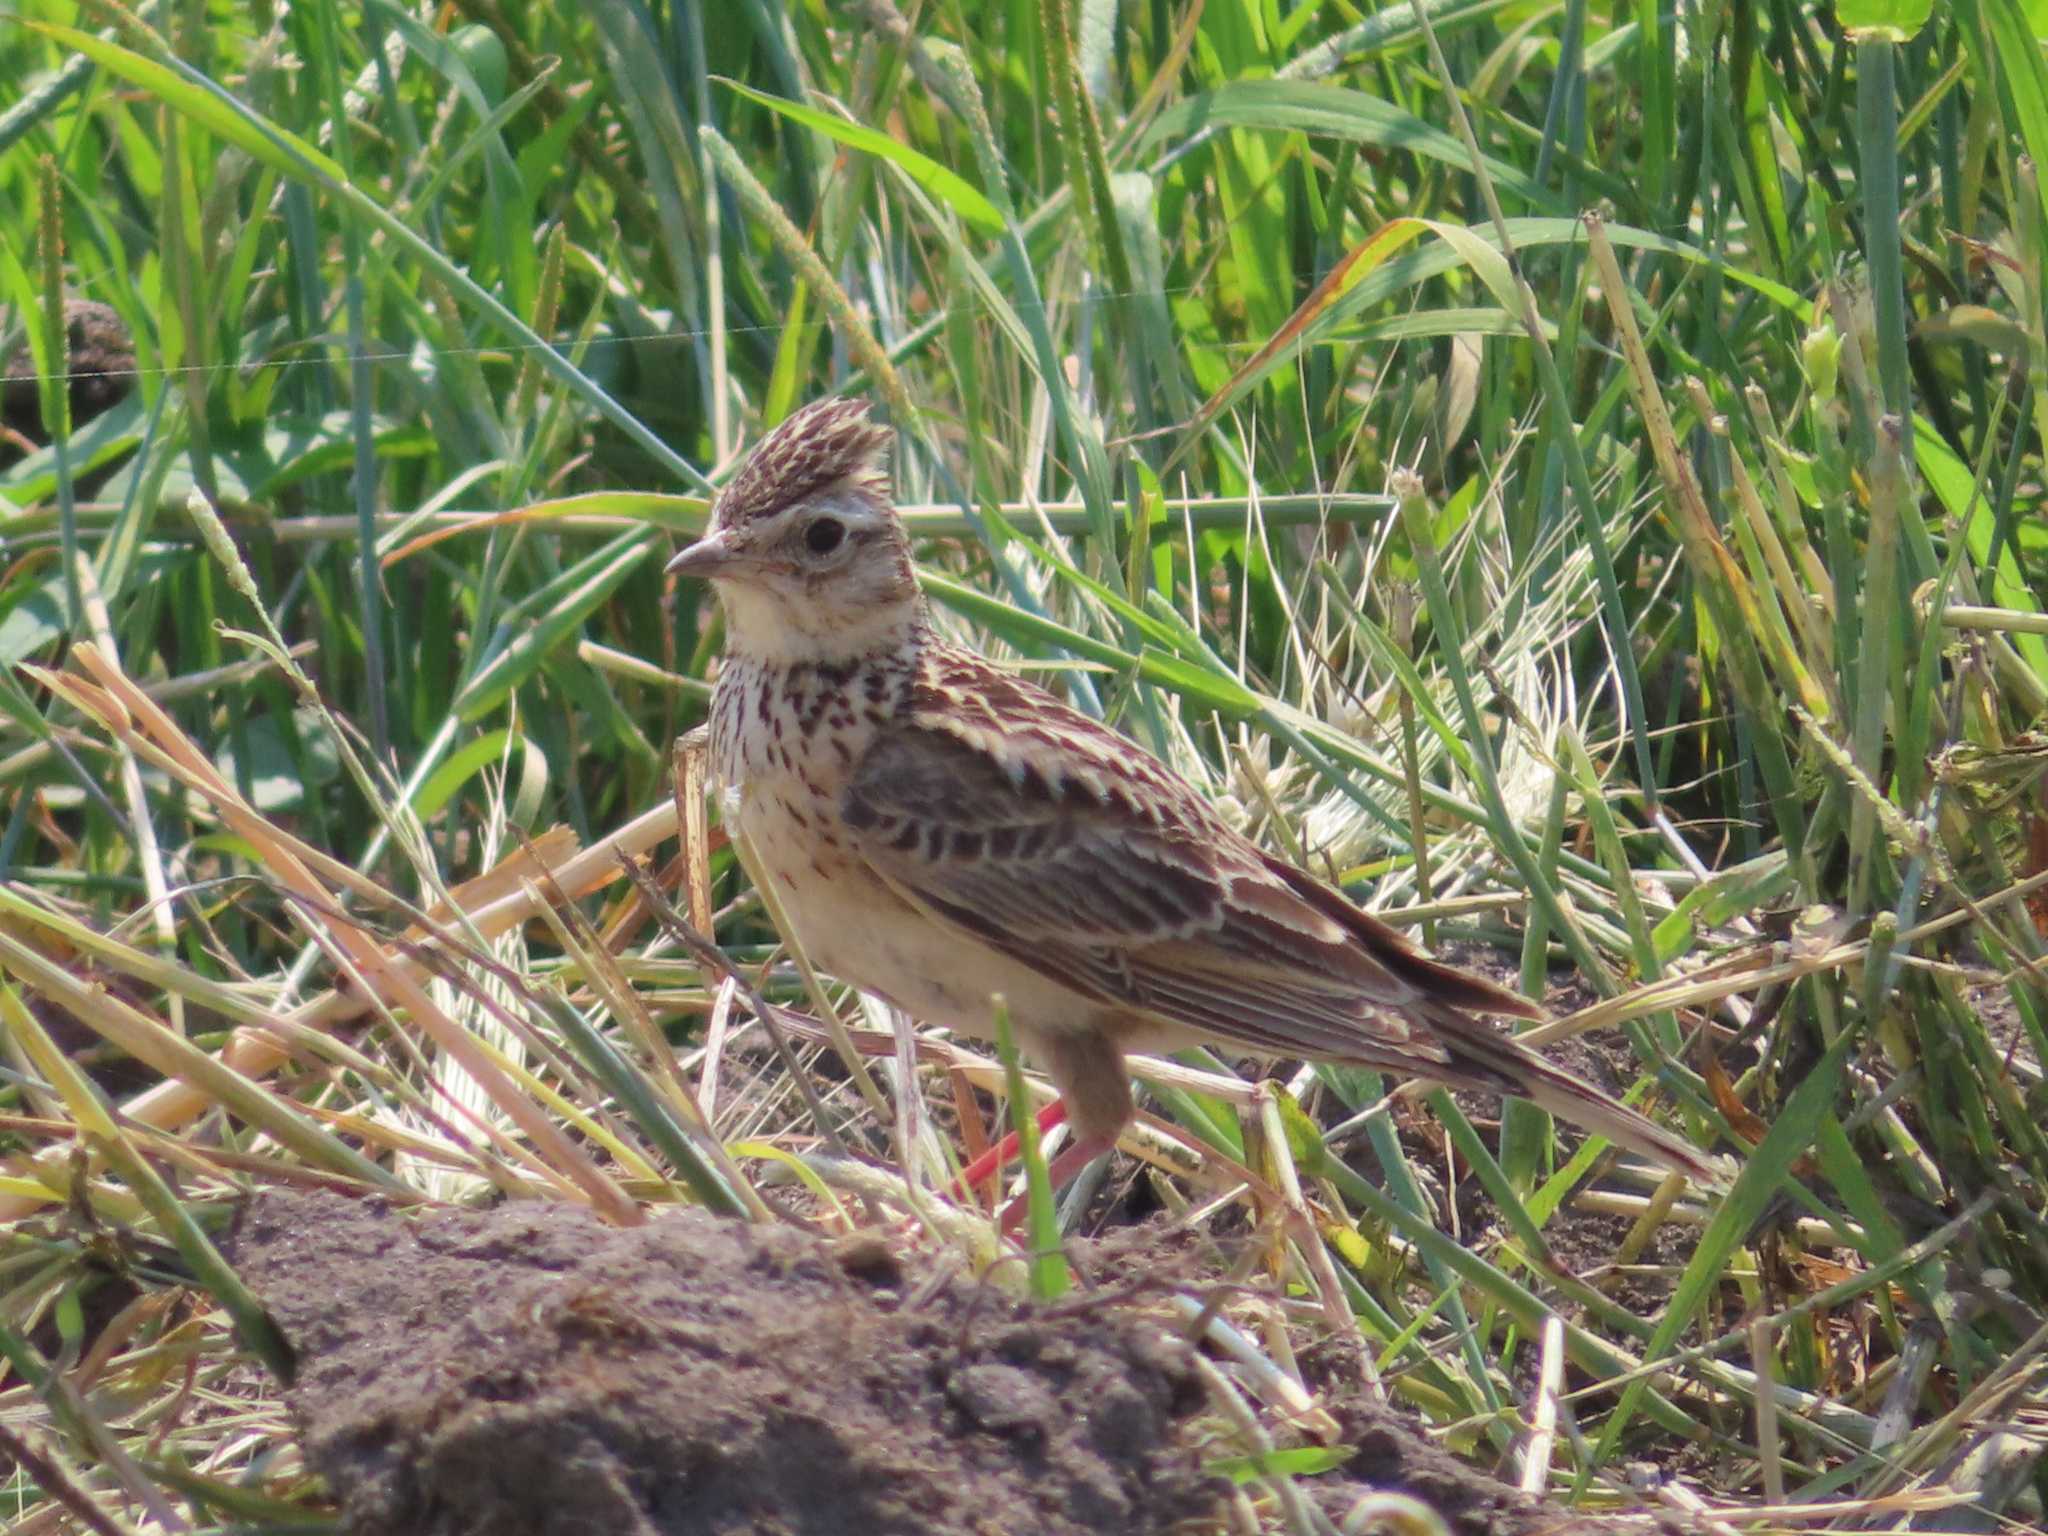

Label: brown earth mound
[232,1191,1665,1536]
[232,1191,1219,1536]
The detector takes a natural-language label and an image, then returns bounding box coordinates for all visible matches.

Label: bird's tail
[1420,1005,1733,1188]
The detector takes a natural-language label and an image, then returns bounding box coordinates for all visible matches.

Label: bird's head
[667,397,918,663]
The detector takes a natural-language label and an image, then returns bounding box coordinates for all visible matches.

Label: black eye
[805,518,845,555]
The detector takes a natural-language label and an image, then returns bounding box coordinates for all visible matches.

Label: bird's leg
[952,1099,1069,1199]
[995,1132,1117,1236]
[950,1023,1138,1218]
[983,1023,1134,1232]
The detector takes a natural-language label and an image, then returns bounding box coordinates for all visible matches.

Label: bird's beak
[666,530,738,579]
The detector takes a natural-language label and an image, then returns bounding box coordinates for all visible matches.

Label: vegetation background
[0,0,2043,1529]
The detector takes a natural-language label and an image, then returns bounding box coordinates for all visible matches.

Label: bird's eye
[804,518,845,556]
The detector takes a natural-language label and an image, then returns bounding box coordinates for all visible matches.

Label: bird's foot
[951,1099,1069,1200]
[994,1135,1116,1236]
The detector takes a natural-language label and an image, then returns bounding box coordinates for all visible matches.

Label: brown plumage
[669,397,1724,1187]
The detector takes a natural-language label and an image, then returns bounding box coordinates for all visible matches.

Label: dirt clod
[2,299,134,452]
[232,1192,1220,1536]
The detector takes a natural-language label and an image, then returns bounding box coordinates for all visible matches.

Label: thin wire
[2,275,1354,392]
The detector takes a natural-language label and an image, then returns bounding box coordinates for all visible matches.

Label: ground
[232,1190,1681,1536]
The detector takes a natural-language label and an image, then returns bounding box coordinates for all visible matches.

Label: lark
[668,398,1722,1187]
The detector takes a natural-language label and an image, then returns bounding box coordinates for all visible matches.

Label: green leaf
[1273,1087,1330,1176]
[1209,1445,1358,1483]
[1650,853,1797,966]
[721,80,1004,234]
[1985,0,2048,224]
[453,539,652,721]
[1836,0,1934,41]
[0,572,69,668]
[22,20,347,185]
[995,998,1069,1301]
[213,706,342,812]
[1141,81,1569,213]
[411,728,518,822]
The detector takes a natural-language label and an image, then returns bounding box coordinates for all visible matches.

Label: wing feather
[838,646,1520,1060]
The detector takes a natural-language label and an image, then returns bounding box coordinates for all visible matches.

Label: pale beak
[665,530,738,579]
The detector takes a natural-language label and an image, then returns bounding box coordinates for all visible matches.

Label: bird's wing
[839,646,1535,1063]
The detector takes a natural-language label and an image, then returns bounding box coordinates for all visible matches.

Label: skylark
[668,397,1721,1186]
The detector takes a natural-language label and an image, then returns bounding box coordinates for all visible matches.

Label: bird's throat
[713,580,924,668]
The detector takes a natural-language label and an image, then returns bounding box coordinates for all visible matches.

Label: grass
[1,0,2045,1530]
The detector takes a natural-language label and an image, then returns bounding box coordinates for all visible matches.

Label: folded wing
[839,653,1538,1067]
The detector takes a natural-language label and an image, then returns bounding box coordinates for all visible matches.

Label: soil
[232,1190,1219,1536]
[231,1192,1651,1536]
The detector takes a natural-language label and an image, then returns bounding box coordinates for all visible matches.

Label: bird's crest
[712,397,892,529]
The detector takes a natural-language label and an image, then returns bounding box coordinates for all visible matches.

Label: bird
[667,397,1724,1190]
